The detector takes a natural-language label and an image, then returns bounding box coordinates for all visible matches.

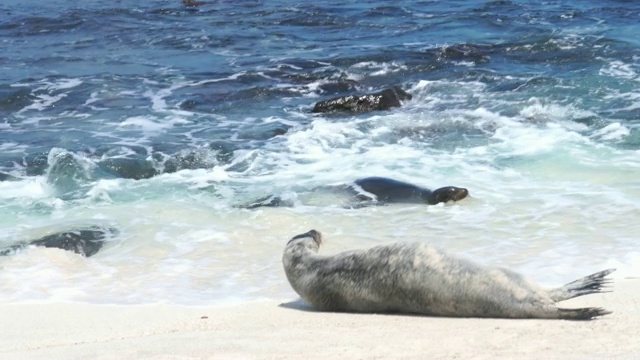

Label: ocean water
[1,0,639,305]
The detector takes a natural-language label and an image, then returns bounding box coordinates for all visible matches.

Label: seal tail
[555,307,612,320]
[549,268,616,302]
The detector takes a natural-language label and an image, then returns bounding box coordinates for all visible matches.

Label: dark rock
[182,0,206,6]
[24,152,49,176]
[317,79,360,94]
[0,86,34,112]
[163,141,239,174]
[179,99,199,110]
[0,226,119,257]
[311,87,412,114]
[0,171,20,181]
[438,44,491,63]
[239,195,295,209]
[98,157,158,180]
[163,148,219,174]
[237,122,291,140]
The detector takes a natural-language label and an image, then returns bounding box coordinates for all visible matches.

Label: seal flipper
[548,268,616,302]
[555,307,612,320]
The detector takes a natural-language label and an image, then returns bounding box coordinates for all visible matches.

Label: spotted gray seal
[282,230,614,320]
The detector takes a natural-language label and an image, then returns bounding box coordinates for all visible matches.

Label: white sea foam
[591,122,630,141]
[0,141,29,154]
[0,177,50,200]
[351,61,408,76]
[2,76,640,306]
[599,60,638,80]
[15,78,83,114]
[117,115,188,132]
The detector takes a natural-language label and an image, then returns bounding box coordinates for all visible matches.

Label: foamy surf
[1,1,640,306]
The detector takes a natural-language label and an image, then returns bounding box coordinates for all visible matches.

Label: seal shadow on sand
[279,299,316,312]
[278,299,479,319]
[279,299,432,318]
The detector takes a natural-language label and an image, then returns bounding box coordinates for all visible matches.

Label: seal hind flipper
[549,268,616,302]
[556,307,612,320]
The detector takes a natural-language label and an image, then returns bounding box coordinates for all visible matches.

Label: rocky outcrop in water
[0,226,118,257]
[0,171,19,181]
[311,87,412,114]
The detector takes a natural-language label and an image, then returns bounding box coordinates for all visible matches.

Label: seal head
[428,186,469,205]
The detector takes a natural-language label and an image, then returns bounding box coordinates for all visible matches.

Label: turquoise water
[0,1,639,305]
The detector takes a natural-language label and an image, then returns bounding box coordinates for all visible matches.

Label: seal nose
[306,230,323,246]
[456,188,469,200]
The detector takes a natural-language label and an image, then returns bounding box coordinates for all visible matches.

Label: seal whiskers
[282,230,615,320]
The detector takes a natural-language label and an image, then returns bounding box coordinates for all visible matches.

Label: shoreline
[2,278,639,360]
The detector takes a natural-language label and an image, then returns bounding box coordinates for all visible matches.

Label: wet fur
[283,230,614,320]
[353,177,468,205]
[241,177,469,209]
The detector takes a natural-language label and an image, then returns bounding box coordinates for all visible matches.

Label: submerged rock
[437,44,491,63]
[98,157,158,180]
[0,226,119,257]
[0,171,20,182]
[240,195,296,209]
[311,87,412,114]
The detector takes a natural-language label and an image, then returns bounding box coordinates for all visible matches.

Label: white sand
[1,279,638,360]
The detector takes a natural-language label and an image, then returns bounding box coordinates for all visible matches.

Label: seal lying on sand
[241,177,469,209]
[283,230,614,320]
[0,226,118,257]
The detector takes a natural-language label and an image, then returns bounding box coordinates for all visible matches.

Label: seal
[283,230,614,320]
[353,177,469,205]
[240,177,469,209]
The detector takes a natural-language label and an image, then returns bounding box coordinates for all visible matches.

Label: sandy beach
[1,278,638,360]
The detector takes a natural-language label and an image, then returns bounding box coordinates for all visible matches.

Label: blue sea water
[0,0,639,305]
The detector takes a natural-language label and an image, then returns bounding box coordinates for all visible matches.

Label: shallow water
[1,0,639,305]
